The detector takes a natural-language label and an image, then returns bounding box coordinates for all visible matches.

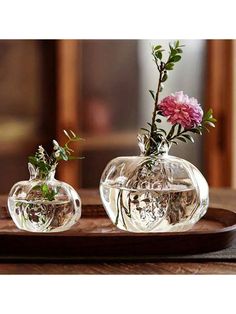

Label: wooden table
[0,188,236,274]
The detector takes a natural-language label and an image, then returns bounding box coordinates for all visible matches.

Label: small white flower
[38,145,44,154]
[54,151,60,158]
[53,140,60,150]
[37,145,47,162]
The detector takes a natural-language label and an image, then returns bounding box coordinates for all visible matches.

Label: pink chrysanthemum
[158,91,203,129]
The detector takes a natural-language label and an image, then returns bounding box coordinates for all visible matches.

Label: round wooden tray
[0,207,236,260]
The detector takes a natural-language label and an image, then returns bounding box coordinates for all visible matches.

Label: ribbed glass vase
[100,139,208,232]
[8,163,81,232]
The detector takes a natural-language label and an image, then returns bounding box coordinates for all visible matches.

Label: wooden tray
[0,202,236,260]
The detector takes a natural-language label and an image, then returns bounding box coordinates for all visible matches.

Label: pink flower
[158,91,203,129]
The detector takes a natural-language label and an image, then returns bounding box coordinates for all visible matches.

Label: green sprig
[140,40,216,155]
[28,130,83,200]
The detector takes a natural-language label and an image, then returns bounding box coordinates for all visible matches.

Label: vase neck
[153,142,170,157]
[28,163,56,181]
[137,134,170,157]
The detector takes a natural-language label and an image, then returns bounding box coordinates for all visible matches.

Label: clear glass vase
[8,163,81,232]
[100,139,209,233]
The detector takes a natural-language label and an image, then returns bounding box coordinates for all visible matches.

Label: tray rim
[0,207,236,259]
[0,207,236,237]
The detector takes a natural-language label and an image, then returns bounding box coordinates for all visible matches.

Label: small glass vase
[8,163,81,232]
[100,138,209,233]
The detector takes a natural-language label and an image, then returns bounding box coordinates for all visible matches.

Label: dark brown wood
[204,40,233,187]
[1,188,236,274]
[0,207,236,260]
[0,262,236,275]
[56,40,81,187]
[0,186,236,260]
[0,40,57,194]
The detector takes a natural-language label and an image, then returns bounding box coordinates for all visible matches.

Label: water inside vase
[8,197,77,232]
[100,183,203,232]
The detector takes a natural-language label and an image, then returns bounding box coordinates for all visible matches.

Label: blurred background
[0,39,234,193]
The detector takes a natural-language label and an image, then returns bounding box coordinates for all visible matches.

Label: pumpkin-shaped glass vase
[100,140,209,233]
[8,163,81,232]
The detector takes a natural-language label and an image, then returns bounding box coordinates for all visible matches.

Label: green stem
[115,190,121,225]
[147,65,164,155]
[119,191,127,228]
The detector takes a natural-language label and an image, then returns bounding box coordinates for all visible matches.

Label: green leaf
[63,130,70,139]
[177,137,187,142]
[165,63,174,70]
[175,40,180,47]
[156,128,167,135]
[41,184,49,195]
[28,156,38,165]
[182,134,195,142]
[167,124,177,139]
[157,110,164,116]
[155,51,162,60]
[208,117,217,123]
[204,108,213,120]
[202,125,210,132]
[69,130,76,137]
[140,127,150,133]
[190,128,202,135]
[177,124,182,134]
[68,156,84,160]
[170,49,177,56]
[154,45,162,51]
[204,121,215,128]
[170,55,181,62]
[161,73,168,82]
[40,184,58,201]
[149,90,156,100]
[57,147,69,160]
[176,48,183,53]
[159,84,164,92]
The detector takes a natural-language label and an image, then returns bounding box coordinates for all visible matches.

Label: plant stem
[146,65,164,155]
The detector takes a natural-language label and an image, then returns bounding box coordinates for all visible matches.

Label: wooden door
[56,40,82,188]
[204,40,234,187]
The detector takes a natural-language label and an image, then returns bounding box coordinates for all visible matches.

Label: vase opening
[28,163,56,181]
[137,134,171,157]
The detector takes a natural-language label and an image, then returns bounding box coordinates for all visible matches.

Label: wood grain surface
[0,188,236,274]
[0,208,236,259]
[0,262,236,274]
